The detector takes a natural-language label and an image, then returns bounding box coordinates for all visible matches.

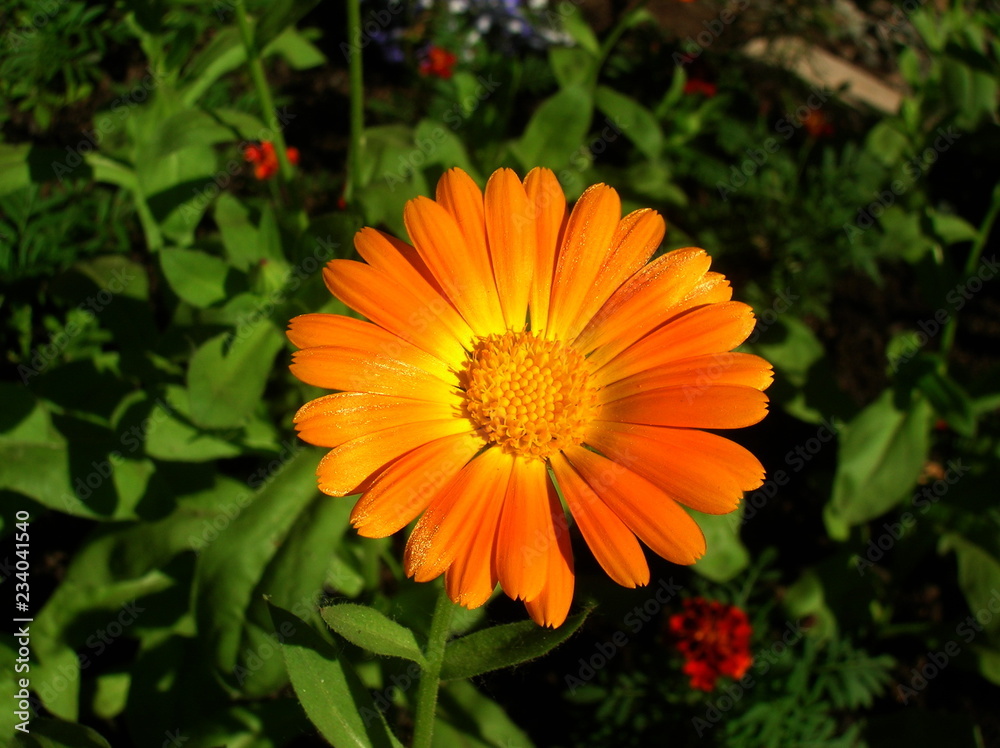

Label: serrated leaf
[322,604,427,666]
[268,603,403,748]
[825,389,933,540]
[440,611,588,681]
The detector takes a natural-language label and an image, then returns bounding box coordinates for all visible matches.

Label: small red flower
[683,78,717,98]
[419,45,458,80]
[800,109,834,139]
[244,141,300,180]
[669,598,753,691]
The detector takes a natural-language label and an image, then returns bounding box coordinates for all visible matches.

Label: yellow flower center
[462,331,597,459]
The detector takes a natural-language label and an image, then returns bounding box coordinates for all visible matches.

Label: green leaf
[824,389,934,540]
[440,612,588,681]
[434,680,535,748]
[321,604,427,666]
[510,87,594,174]
[549,47,598,89]
[916,368,976,436]
[594,86,663,160]
[12,718,112,748]
[215,193,264,270]
[265,26,327,70]
[268,602,403,748]
[689,508,749,582]
[186,323,284,429]
[159,247,234,307]
[140,386,244,462]
[192,450,323,692]
[939,534,1000,637]
[929,210,978,246]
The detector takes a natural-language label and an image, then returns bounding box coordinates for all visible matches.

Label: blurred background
[2,0,999,746]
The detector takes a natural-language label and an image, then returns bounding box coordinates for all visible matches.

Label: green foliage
[2,0,999,745]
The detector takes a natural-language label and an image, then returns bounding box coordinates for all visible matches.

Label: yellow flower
[288,167,771,627]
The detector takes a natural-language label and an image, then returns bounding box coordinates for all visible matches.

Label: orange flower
[244,141,300,180]
[419,45,458,79]
[287,167,771,627]
[669,598,753,691]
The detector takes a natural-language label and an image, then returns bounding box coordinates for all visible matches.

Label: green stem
[940,180,1000,364]
[411,586,454,748]
[234,0,307,229]
[346,0,365,203]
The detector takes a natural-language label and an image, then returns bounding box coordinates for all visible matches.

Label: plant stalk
[411,586,454,748]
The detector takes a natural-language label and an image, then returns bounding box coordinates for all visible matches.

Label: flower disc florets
[462,331,597,459]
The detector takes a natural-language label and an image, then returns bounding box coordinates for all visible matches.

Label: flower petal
[523,167,566,335]
[408,174,505,334]
[597,301,758,385]
[350,431,484,538]
[524,481,575,628]
[316,418,476,496]
[290,345,456,400]
[550,452,649,588]
[563,208,665,340]
[597,351,773,401]
[350,228,474,359]
[495,457,551,602]
[598,384,769,429]
[485,168,535,330]
[445,493,503,609]
[564,445,706,565]
[585,423,765,514]
[294,391,463,448]
[404,448,515,583]
[576,248,711,363]
[546,183,621,338]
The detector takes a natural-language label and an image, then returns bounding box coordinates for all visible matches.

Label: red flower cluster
[669,598,753,691]
[244,141,300,180]
[419,45,458,79]
[683,78,718,98]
